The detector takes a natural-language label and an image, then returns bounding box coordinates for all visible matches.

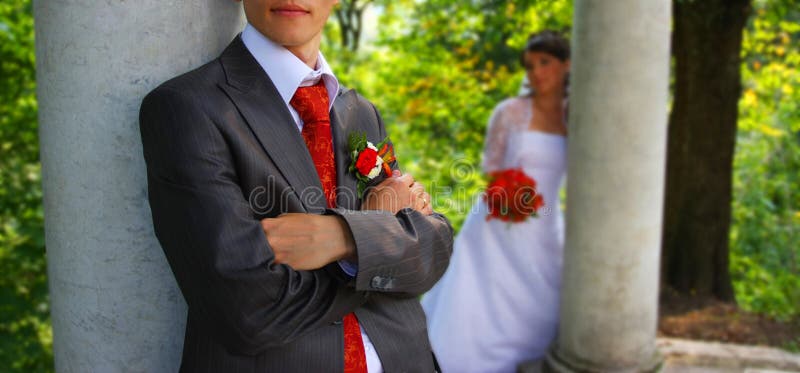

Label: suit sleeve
[139,86,366,355]
[328,102,454,297]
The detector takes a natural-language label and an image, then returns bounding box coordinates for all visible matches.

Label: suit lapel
[331,90,360,210]
[217,36,325,213]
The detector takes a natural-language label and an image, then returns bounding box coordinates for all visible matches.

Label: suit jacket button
[371,276,384,289]
[371,275,394,290]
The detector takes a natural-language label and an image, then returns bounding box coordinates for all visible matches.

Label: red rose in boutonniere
[355,145,379,177]
[348,132,396,197]
[484,168,544,223]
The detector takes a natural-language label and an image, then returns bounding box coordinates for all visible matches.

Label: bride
[422,31,570,373]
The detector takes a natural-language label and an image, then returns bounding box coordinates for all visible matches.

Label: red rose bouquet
[484,168,544,223]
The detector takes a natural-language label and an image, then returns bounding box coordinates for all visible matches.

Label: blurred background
[0,0,797,370]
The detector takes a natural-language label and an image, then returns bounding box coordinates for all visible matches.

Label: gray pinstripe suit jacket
[138,36,453,372]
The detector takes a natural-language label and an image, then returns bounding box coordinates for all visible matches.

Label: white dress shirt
[241,24,383,373]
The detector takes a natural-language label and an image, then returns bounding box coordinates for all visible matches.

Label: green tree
[661,0,752,302]
[334,0,375,52]
[0,0,53,371]
[730,0,800,320]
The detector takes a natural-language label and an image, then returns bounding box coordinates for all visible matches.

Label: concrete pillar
[543,0,671,371]
[35,2,244,371]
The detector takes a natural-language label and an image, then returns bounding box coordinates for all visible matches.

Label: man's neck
[285,34,322,69]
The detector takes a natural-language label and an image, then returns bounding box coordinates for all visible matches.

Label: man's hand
[261,214,356,270]
[362,171,433,215]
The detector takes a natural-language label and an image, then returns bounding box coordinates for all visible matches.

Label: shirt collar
[241,23,339,110]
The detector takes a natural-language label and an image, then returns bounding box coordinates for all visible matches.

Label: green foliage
[0,0,53,371]
[326,0,573,229]
[730,0,800,320]
[323,0,800,323]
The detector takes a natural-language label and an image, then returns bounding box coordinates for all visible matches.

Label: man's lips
[271,5,310,16]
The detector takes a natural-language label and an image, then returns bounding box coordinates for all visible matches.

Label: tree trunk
[662,0,752,302]
[334,0,372,52]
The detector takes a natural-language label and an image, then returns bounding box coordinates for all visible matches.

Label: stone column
[543,0,671,371]
[34,2,244,371]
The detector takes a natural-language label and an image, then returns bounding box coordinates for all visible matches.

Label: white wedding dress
[422,96,567,373]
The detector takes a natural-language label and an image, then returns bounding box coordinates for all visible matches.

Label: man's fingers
[396,172,414,187]
[421,200,434,216]
[261,218,276,233]
[261,213,305,231]
[410,182,427,206]
[421,192,431,205]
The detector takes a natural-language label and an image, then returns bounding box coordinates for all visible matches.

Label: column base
[541,345,663,373]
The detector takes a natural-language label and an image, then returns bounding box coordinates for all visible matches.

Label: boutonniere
[348,132,396,197]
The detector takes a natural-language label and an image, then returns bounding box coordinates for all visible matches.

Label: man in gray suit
[138,0,453,371]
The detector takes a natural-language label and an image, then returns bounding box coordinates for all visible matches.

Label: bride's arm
[481,100,511,173]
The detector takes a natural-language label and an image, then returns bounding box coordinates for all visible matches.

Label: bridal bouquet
[484,168,544,223]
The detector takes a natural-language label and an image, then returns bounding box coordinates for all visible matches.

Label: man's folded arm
[327,102,455,297]
[139,86,366,355]
[330,208,453,296]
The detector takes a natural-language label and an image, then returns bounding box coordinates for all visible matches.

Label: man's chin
[266,33,316,48]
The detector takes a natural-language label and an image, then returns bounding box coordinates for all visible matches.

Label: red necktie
[290,82,368,373]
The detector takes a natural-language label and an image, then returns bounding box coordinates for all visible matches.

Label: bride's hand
[361,170,433,215]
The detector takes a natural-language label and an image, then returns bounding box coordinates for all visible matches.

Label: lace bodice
[481,96,567,173]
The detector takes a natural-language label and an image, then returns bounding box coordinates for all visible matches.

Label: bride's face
[523,51,570,96]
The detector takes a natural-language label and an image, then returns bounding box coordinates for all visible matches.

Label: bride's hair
[522,30,570,63]
[519,30,571,97]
